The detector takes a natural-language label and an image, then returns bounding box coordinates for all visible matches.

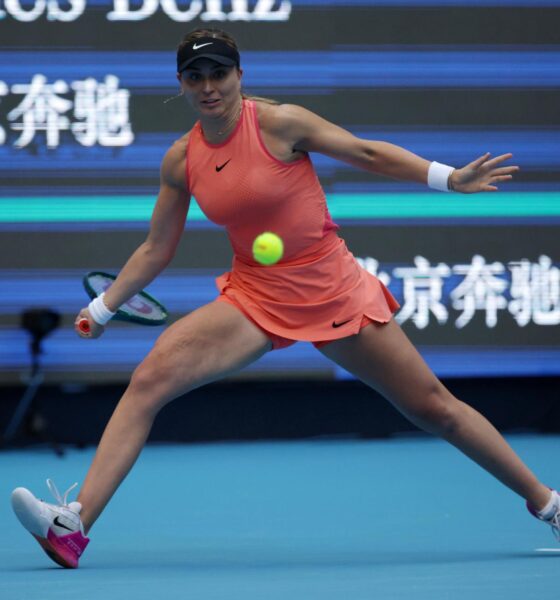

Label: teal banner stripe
[1,193,559,222]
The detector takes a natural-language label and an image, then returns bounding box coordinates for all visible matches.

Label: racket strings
[84,272,168,325]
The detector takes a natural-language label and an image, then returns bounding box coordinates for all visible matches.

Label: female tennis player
[11,28,559,568]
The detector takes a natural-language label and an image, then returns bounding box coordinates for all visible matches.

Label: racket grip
[78,318,91,334]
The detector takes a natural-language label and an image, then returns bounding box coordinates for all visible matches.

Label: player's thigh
[133,300,272,399]
[317,319,451,423]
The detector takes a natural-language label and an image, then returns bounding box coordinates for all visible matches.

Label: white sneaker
[11,479,90,568]
[527,489,560,542]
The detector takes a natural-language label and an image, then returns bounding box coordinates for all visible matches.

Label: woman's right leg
[77,300,272,533]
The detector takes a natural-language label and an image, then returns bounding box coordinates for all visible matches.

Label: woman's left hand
[450,152,520,193]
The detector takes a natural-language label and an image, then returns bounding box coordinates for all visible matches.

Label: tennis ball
[252,232,284,265]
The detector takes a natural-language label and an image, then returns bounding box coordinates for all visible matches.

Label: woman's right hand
[74,308,105,339]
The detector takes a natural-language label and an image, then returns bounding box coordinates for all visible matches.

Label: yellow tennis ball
[252,232,284,265]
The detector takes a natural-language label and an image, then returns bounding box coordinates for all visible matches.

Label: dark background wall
[1,376,560,451]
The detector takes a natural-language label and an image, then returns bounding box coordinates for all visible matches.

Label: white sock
[536,490,559,521]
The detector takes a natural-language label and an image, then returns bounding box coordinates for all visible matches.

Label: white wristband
[88,293,117,326]
[428,161,455,192]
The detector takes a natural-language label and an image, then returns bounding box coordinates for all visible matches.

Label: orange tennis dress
[186,99,399,349]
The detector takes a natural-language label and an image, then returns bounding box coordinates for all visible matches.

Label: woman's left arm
[276,104,519,193]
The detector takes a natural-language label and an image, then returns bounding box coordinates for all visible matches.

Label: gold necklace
[216,100,243,136]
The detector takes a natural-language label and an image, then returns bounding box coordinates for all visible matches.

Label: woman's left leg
[317,318,551,510]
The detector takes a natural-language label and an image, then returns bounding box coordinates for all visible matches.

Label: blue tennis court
[2,434,558,599]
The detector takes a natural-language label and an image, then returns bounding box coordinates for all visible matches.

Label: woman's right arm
[76,138,190,337]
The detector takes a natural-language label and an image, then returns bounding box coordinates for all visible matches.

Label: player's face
[178,58,242,118]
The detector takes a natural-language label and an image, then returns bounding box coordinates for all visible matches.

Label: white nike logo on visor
[193,42,213,50]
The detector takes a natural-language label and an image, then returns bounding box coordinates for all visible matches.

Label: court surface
[1,434,558,600]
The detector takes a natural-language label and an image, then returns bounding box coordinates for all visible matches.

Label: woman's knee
[128,349,192,414]
[404,383,462,436]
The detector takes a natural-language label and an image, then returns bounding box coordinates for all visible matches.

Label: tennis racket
[78,271,169,333]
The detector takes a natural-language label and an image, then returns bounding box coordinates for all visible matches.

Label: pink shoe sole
[32,529,90,569]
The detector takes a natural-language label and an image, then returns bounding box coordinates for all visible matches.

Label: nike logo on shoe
[193,42,213,50]
[216,159,231,172]
[53,516,74,532]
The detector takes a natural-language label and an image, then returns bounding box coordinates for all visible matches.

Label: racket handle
[78,318,90,334]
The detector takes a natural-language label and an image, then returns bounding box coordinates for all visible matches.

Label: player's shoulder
[164,131,190,164]
[254,100,315,136]
[161,132,190,187]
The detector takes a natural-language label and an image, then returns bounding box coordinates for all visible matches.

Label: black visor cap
[177,37,240,73]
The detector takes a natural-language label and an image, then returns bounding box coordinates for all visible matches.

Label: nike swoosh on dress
[332,319,353,328]
[216,159,231,172]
